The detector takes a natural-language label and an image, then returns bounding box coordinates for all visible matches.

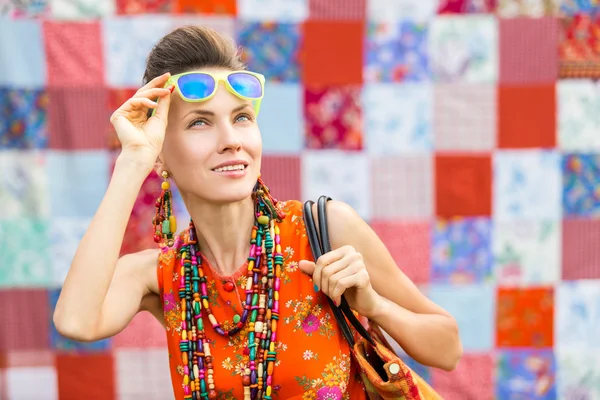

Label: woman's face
[160,68,262,204]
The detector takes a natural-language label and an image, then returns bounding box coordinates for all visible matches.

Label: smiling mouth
[212,164,247,172]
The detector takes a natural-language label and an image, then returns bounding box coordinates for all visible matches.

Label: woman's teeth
[213,164,246,172]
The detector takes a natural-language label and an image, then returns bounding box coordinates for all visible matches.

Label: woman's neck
[184,195,256,277]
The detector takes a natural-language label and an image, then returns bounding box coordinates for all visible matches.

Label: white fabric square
[50,0,115,20]
[368,0,437,22]
[237,0,308,22]
[6,367,58,400]
[558,79,600,151]
[555,280,600,351]
[115,349,173,400]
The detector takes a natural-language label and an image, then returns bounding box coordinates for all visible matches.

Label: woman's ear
[154,155,166,177]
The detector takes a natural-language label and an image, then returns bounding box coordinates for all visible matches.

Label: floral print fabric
[157,200,366,400]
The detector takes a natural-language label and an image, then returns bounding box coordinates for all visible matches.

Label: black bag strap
[302,196,375,347]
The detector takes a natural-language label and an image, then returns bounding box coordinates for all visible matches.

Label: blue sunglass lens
[177,73,215,100]
[227,73,263,98]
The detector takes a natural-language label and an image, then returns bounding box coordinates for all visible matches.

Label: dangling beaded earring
[153,170,177,246]
[253,174,286,222]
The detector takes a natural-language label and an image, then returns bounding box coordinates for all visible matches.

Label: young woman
[53,25,462,400]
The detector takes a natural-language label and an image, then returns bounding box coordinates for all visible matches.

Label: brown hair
[143,25,246,85]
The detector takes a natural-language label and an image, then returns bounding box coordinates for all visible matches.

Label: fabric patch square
[114,349,172,398]
[304,86,363,150]
[438,0,497,13]
[429,284,495,351]
[237,0,307,22]
[499,17,559,84]
[429,15,498,83]
[175,0,235,14]
[4,350,54,368]
[309,0,365,19]
[555,280,600,351]
[48,289,111,352]
[434,83,496,151]
[562,219,600,280]
[369,221,431,284]
[0,289,51,351]
[260,155,301,202]
[0,0,49,17]
[370,155,433,219]
[558,80,600,151]
[498,84,556,148]
[258,83,303,153]
[430,353,494,400]
[49,217,91,287]
[0,151,49,219]
[56,354,115,398]
[363,83,433,154]
[496,287,554,347]
[302,21,363,85]
[0,88,48,149]
[559,14,600,79]
[237,22,301,82]
[496,349,557,400]
[103,15,173,87]
[49,0,115,19]
[493,220,561,285]
[106,88,136,150]
[0,18,46,87]
[116,0,172,13]
[493,150,562,221]
[170,15,235,36]
[43,21,104,87]
[6,367,57,400]
[47,151,110,218]
[556,349,600,400]
[435,154,492,217]
[497,0,559,17]
[563,153,600,217]
[112,312,167,348]
[47,87,109,149]
[367,0,437,21]
[0,219,53,287]
[431,218,493,284]
[302,151,370,220]
[365,22,430,83]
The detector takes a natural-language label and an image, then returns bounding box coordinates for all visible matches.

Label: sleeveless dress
[157,200,368,400]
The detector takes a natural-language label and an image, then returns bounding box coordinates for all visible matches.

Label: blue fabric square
[497,349,557,400]
[236,22,301,82]
[47,151,109,218]
[431,218,493,284]
[563,153,600,217]
[48,288,111,352]
[428,284,495,351]
[0,88,48,149]
[258,83,303,153]
[494,150,562,221]
[0,18,46,87]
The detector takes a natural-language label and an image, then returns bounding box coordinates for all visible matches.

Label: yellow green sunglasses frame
[152,70,266,117]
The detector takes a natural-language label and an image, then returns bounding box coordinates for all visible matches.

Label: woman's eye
[235,113,253,123]
[190,119,207,127]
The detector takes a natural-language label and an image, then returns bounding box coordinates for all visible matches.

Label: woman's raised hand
[110,72,174,166]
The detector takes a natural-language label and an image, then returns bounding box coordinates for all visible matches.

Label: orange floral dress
[157,200,368,400]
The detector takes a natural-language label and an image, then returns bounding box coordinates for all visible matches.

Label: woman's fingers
[134,87,172,101]
[137,71,171,93]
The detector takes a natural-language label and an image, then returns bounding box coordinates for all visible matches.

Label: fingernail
[313,284,319,292]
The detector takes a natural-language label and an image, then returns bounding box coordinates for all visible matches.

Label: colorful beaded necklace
[177,188,286,400]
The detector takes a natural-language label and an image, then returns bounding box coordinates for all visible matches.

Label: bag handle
[302,196,375,347]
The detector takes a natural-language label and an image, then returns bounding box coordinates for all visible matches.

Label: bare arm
[53,73,174,341]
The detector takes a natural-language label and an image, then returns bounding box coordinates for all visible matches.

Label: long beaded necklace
[178,195,285,400]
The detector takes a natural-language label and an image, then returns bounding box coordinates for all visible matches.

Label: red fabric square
[260,155,301,202]
[107,89,137,151]
[496,287,554,347]
[559,14,600,79]
[302,21,364,85]
[175,0,236,14]
[438,0,496,13]
[112,312,167,348]
[309,0,365,20]
[435,154,492,217]
[430,353,494,400]
[562,218,600,280]
[0,289,50,351]
[56,353,115,399]
[369,221,431,284]
[43,21,104,88]
[498,85,556,148]
[304,86,363,150]
[500,17,559,84]
[116,0,173,13]
[47,87,110,150]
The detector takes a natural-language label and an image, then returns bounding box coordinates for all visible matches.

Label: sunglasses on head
[152,70,265,117]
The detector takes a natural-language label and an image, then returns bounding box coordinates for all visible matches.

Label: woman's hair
[143,25,246,85]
